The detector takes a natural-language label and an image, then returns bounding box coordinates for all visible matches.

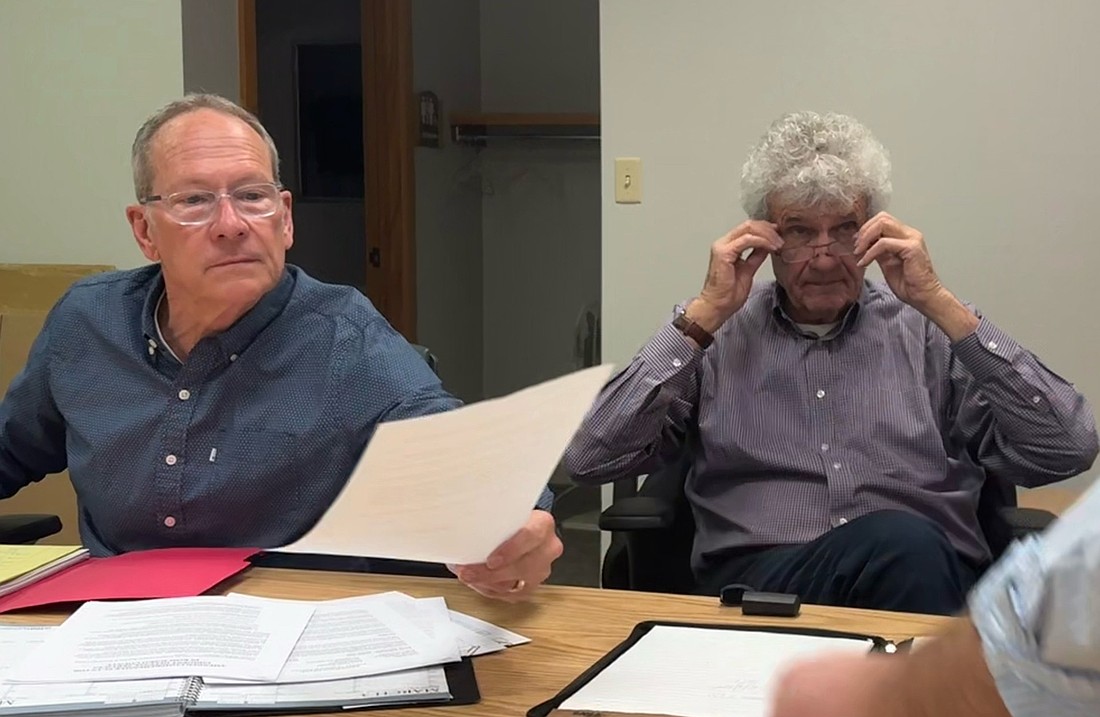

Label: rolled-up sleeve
[968,482,1100,716]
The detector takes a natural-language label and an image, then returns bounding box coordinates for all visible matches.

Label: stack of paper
[0,591,528,715]
[0,545,88,598]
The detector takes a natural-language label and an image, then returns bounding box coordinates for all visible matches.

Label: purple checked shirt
[564,281,1098,578]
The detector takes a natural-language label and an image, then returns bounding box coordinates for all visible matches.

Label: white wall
[0,0,183,269]
[479,0,601,399]
[601,0,1100,489]
[413,0,485,402]
[181,0,240,103]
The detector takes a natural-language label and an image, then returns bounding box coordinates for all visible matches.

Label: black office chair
[597,450,1059,594]
[0,343,444,557]
[0,514,62,544]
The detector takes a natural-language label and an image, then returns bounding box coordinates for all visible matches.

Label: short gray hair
[131,93,281,199]
[740,111,891,220]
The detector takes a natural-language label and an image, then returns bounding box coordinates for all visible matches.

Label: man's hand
[448,509,562,603]
[770,622,1011,717]
[689,221,784,334]
[855,212,979,340]
[768,652,896,717]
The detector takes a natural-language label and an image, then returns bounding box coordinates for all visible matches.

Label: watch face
[674,303,687,317]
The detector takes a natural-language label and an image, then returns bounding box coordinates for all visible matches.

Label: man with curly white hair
[564,111,1097,614]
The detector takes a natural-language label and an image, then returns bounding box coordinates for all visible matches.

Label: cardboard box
[1,264,114,544]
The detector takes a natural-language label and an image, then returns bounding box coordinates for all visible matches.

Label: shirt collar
[141,266,297,361]
[770,280,872,340]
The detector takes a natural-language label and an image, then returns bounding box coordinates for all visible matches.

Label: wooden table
[1,568,953,716]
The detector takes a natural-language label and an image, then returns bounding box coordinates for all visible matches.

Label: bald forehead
[148,108,274,189]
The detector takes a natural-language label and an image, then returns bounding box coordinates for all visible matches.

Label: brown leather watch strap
[672,312,714,349]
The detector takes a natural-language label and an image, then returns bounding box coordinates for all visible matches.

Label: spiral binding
[180,676,204,704]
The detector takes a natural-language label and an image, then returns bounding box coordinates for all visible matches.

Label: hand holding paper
[278,365,615,566]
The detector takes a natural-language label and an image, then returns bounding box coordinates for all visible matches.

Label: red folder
[0,547,258,613]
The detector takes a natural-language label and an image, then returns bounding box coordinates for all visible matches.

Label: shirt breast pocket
[193,429,308,543]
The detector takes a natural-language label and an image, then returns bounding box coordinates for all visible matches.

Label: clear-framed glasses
[139,182,283,226]
[776,223,859,264]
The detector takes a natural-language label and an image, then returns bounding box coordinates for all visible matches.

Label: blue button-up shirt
[969,479,1100,715]
[0,265,552,556]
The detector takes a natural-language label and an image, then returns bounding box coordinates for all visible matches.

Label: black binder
[528,620,908,717]
[199,658,480,716]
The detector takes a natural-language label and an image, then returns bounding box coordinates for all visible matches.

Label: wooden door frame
[237,0,418,340]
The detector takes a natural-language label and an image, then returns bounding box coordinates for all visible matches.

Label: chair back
[602,449,1021,592]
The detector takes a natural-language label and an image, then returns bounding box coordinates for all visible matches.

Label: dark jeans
[699,510,981,615]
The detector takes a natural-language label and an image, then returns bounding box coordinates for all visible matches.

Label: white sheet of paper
[207,593,460,685]
[0,625,52,679]
[0,628,197,712]
[6,595,314,683]
[193,667,449,710]
[448,610,530,656]
[376,594,458,647]
[559,626,872,717]
[278,364,616,564]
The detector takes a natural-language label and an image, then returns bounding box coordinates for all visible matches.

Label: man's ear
[126,205,160,262]
[280,190,294,251]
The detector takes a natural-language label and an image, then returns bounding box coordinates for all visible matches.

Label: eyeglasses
[140,182,283,226]
[776,224,859,264]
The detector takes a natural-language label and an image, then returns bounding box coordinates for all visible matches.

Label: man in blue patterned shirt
[0,94,561,602]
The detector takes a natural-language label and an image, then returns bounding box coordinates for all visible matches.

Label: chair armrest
[599,496,677,531]
[1000,506,1057,540]
[0,514,62,544]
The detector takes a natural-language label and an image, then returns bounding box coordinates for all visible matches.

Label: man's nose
[210,196,248,239]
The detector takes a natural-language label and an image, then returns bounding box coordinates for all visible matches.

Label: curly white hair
[740,111,892,220]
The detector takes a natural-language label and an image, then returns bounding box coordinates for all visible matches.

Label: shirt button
[836,517,849,526]
[1032,396,1042,404]
[229,354,239,362]
[163,516,177,528]
[815,389,826,399]
[832,462,841,470]
[672,358,683,368]
[165,454,178,466]
[178,389,191,401]
[821,443,830,452]
[987,341,998,350]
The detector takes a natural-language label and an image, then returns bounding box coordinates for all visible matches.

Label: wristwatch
[672,303,715,349]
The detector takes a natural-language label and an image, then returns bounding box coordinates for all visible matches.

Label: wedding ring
[508,578,526,593]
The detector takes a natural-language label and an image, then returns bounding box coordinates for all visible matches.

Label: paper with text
[207,593,460,684]
[559,626,872,717]
[7,595,314,683]
[278,364,616,564]
[0,625,194,713]
[448,609,530,656]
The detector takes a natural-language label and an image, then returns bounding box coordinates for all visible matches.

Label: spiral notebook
[0,660,478,717]
[528,620,909,717]
[0,625,479,717]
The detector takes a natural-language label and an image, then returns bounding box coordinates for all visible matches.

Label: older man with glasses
[564,111,1097,614]
[0,94,562,603]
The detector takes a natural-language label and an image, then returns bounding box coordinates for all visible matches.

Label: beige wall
[0,0,184,269]
[600,0,1100,488]
[181,0,240,103]
[480,0,601,399]
[413,0,485,402]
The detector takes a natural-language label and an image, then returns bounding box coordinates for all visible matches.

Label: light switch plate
[614,157,642,204]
